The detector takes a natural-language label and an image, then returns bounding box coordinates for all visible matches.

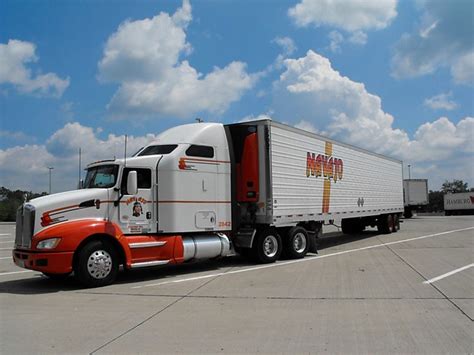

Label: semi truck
[444,192,474,215]
[403,179,429,218]
[14,119,404,287]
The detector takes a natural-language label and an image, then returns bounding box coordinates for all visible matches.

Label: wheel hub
[263,235,278,258]
[87,250,112,279]
[293,233,307,253]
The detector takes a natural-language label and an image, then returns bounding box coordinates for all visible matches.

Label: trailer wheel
[377,214,392,234]
[392,214,400,233]
[74,240,119,288]
[253,229,282,263]
[284,227,310,259]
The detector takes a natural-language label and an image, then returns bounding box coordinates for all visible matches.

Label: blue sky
[1,0,473,193]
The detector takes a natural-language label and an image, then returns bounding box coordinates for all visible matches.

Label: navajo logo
[306,142,344,213]
[306,145,344,182]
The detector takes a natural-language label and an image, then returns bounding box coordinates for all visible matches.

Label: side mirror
[127,171,138,195]
[77,179,84,189]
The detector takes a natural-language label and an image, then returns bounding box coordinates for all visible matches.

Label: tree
[441,179,468,194]
[0,187,47,221]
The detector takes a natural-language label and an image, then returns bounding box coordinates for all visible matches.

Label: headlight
[36,238,61,249]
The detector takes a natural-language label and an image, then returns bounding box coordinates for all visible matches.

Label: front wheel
[74,240,119,288]
[253,229,282,263]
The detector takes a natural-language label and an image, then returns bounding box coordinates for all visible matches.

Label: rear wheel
[252,229,282,263]
[284,227,310,259]
[392,214,400,233]
[377,214,392,234]
[74,240,119,288]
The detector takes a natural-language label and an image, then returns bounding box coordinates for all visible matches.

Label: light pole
[47,167,54,194]
[408,164,411,179]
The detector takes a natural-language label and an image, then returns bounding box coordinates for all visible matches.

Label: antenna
[124,134,128,167]
[78,147,81,185]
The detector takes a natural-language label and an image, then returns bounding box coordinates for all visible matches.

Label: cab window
[186,145,214,158]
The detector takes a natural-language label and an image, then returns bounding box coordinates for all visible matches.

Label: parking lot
[0,216,473,354]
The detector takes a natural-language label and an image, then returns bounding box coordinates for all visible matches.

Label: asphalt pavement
[0,216,473,354]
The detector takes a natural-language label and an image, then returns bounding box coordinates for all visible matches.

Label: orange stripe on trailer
[322,142,333,213]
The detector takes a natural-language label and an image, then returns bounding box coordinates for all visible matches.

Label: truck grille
[15,204,35,249]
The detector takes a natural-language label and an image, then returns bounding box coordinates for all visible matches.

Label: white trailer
[403,179,429,218]
[14,119,404,287]
[444,192,474,215]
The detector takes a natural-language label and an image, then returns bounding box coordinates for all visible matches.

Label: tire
[284,226,310,259]
[377,214,392,234]
[74,240,119,288]
[42,272,71,281]
[392,214,400,233]
[252,228,282,263]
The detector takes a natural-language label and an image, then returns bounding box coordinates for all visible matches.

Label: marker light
[36,238,61,250]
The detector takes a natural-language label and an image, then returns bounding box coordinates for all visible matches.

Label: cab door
[119,167,156,234]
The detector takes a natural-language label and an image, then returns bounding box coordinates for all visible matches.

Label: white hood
[27,188,111,234]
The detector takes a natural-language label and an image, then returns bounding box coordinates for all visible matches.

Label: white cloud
[348,31,368,45]
[98,0,256,118]
[391,0,473,85]
[0,122,160,192]
[294,120,319,134]
[451,51,474,85]
[288,0,397,31]
[0,39,69,97]
[272,50,473,172]
[328,31,344,53]
[424,92,458,111]
[273,36,297,57]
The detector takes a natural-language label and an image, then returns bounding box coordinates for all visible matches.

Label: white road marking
[0,233,11,236]
[132,226,474,289]
[0,247,12,250]
[0,270,33,276]
[0,256,12,260]
[423,263,474,284]
[0,240,13,244]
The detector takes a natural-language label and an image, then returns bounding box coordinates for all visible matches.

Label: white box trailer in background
[444,192,474,215]
[14,119,405,287]
[403,179,429,218]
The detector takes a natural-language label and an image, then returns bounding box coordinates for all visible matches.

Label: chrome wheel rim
[263,235,278,258]
[87,250,112,279]
[293,232,307,253]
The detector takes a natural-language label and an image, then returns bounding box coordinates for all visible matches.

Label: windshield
[137,144,178,156]
[84,165,119,188]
